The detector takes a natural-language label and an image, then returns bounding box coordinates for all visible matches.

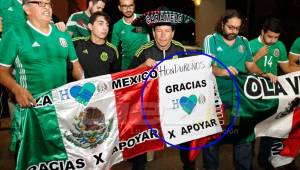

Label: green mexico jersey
[0,0,26,36]
[249,37,288,75]
[203,33,253,103]
[0,21,78,95]
[66,11,90,38]
[111,14,150,70]
[290,37,300,65]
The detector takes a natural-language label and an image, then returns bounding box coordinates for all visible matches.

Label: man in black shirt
[130,7,196,170]
[73,12,120,78]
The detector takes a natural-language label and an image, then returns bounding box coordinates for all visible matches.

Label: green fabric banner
[222,73,279,144]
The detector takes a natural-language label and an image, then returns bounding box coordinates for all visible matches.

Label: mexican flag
[253,71,300,168]
[14,56,222,170]
[233,72,300,167]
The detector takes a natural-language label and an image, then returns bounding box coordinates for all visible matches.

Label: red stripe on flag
[281,107,300,157]
[112,67,164,160]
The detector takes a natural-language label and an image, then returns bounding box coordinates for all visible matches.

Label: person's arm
[72,61,84,80]
[110,45,121,73]
[0,66,36,107]
[246,61,277,82]
[111,24,120,49]
[0,29,36,107]
[67,34,83,80]
[289,37,300,67]
[279,62,300,73]
[66,14,77,37]
[212,64,238,76]
[253,45,269,63]
[278,42,300,73]
[289,53,300,67]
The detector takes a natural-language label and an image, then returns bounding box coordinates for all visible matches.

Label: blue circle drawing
[140,51,240,150]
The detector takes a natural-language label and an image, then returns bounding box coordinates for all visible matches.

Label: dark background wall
[55,0,300,49]
[227,0,300,50]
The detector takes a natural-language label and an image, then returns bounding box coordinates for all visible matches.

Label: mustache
[223,33,238,40]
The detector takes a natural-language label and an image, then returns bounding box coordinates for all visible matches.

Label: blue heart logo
[70,83,96,106]
[179,95,197,115]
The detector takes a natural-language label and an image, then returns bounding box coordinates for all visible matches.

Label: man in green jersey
[0,0,83,154]
[66,0,106,38]
[289,37,300,67]
[0,0,83,107]
[250,17,300,170]
[250,18,300,83]
[111,0,150,70]
[202,9,264,170]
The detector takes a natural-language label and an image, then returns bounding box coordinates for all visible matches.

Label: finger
[28,96,36,106]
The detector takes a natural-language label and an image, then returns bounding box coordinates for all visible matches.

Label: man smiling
[0,0,83,158]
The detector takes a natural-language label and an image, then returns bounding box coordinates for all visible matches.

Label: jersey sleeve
[111,24,120,49]
[110,47,121,73]
[203,35,217,56]
[243,38,253,62]
[129,50,146,69]
[66,14,78,37]
[66,34,78,62]
[278,42,288,63]
[290,37,300,56]
[0,29,19,67]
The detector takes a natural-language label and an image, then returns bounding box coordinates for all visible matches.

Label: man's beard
[222,32,238,41]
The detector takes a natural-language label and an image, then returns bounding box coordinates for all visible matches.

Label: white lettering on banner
[244,74,300,99]
[112,129,159,154]
[26,159,86,170]
[112,70,158,90]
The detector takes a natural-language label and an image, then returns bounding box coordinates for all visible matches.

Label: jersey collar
[122,13,137,25]
[27,20,52,37]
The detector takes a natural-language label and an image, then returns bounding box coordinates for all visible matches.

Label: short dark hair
[89,11,110,24]
[215,9,242,34]
[262,17,282,33]
[153,23,175,31]
[90,0,107,4]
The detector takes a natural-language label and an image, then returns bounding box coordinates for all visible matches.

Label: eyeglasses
[225,24,240,31]
[26,1,53,8]
[120,4,134,9]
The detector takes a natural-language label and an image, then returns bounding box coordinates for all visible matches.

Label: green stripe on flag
[16,92,67,170]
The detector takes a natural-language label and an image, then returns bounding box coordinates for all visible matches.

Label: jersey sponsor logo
[32,41,40,47]
[273,48,280,57]
[238,45,245,53]
[82,49,88,54]
[64,107,113,149]
[217,46,223,52]
[100,52,108,62]
[59,38,68,48]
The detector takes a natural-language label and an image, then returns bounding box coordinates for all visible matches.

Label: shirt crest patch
[273,48,280,57]
[59,38,68,48]
[238,45,245,53]
[100,52,108,62]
